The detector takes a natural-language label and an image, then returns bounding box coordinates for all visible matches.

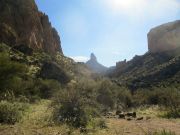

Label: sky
[35,0,180,67]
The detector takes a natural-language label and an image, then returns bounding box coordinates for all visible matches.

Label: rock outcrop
[108,20,180,89]
[86,53,107,73]
[148,20,180,53]
[0,0,62,54]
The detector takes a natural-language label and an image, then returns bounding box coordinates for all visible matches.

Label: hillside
[108,49,180,89]
[108,20,180,90]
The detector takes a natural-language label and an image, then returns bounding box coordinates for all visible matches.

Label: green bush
[133,87,180,118]
[0,52,27,98]
[117,87,133,109]
[53,88,89,128]
[97,79,117,109]
[0,101,28,124]
[159,87,180,118]
[162,111,180,119]
[38,79,61,99]
[52,79,100,128]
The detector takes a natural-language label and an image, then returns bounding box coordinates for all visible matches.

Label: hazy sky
[35,0,180,67]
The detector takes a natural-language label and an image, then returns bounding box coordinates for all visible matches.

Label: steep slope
[108,21,180,90]
[86,53,107,73]
[0,0,62,54]
[0,0,95,85]
[108,49,180,89]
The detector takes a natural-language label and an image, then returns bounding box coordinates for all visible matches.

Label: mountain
[0,0,62,54]
[108,20,180,90]
[86,53,107,73]
[0,0,96,84]
[148,20,180,53]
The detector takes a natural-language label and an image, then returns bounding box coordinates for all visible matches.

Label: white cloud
[70,56,89,62]
[96,0,180,20]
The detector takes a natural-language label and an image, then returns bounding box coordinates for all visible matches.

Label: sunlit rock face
[148,20,180,53]
[86,53,107,73]
[0,0,62,54]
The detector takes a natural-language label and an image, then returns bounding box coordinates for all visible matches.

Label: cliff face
[148,20,180,53]
[0,0,62,54]
[86,53,107,73]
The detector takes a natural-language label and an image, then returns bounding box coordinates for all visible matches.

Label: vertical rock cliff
[0,0,62,54]
[148,20,180,53]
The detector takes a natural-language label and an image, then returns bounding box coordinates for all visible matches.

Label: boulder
[116,110,122,115]
[39,62,70,84]
[118,113,125,119]
[13,44,33,55]
[136,117,143,121]
[126,112,136,118]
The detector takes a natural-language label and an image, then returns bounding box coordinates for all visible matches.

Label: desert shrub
[53,89,89,128]
[39,61,71,84]
[0,101,28,124]
[0,43,10,52]
[52,79,100,128]
[159,87,180,118]
[133,89,156,106]
[38,79,61,99]
[159,87,180,111]
[6,77,61,102]
[0,52,26,93]
[148,130,176,135]
[96,79,117,109]
[117,87,133,109]
[162,111,180,119]
[0,52,28,100]
[134,87,180,118]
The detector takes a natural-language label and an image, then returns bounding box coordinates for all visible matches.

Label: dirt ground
[0,100,179,135]
[103,118,180,135]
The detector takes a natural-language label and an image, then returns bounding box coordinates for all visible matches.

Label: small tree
[52,79,99,128]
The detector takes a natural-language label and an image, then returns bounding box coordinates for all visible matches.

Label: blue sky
[35,0,180,67]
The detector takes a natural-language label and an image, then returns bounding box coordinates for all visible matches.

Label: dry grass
[0,101,179,135]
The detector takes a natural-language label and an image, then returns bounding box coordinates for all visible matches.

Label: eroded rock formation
[86,53,107,73]
[148,20,180,53]
[0,0,62,54]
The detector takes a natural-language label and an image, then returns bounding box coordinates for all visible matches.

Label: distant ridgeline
[0,0,62,55]
[107,20,180,90]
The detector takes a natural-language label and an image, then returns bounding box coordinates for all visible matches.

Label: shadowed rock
[0,0,62,54]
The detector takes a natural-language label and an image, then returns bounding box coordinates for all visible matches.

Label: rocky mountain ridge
[0,0,62,54]
[108,20,180,89]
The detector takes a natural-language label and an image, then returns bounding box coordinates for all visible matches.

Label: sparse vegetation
[148,130,176,135]
[52,79,100,128]
[0,101,29,124]
[0,43,179,134]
